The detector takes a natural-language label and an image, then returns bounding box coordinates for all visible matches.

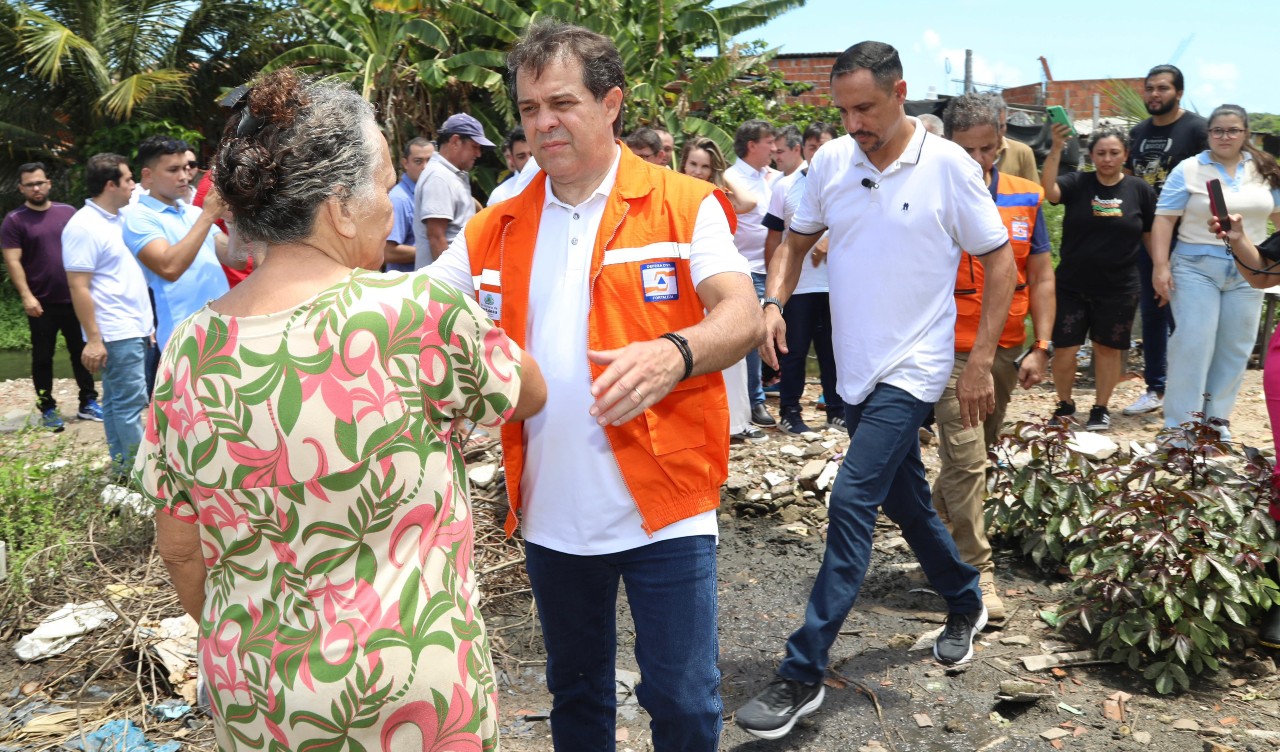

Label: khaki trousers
[931,346,1020,573]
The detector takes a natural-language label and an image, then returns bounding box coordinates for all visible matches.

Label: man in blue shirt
[123,137,240,350]
[386,137,434,272]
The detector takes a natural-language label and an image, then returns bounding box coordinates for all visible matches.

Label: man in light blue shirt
[386,137,434,272]
[122,137,237,349]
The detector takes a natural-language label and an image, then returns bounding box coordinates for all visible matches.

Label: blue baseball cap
[440,113,495,147]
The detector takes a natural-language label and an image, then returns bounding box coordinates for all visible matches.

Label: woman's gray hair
[214,70,380,245]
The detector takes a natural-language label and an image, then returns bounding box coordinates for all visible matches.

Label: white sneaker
[1122,391,1163,416]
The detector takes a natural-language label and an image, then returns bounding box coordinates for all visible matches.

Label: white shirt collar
[853,116,928,171]
[730,158,771,180]
[543,144,622,210]
[84,198,119,220]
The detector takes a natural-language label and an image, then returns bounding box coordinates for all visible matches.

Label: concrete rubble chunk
[1066,431,1118,460]
[797,458,827,488]
[1020,650,1096,671]
[779,444,805,457]
[913,713,933,728]
[1132,731,1152,745]
[763,471,788,488]
[467,463,499,488]
[815,462,839,491]
[1039,728,1070,741]
[1171,719,1200,732]
[998,635,1031,646]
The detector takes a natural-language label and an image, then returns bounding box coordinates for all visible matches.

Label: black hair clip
[220,84,265,137]
[236,110,266,137]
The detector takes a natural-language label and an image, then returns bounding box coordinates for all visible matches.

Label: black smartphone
[1207,178,1232,233]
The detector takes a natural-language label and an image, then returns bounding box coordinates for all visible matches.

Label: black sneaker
[779,409,811,435]
[826,414,848,434]
[934,605,988,665]
[731,426,768,444]
[750,402,776,427]
[1085,405,1111,432]
[735,676,824,740]
[1050,400,1076,426]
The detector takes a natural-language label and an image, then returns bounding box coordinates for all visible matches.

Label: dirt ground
[2,361,1279,752]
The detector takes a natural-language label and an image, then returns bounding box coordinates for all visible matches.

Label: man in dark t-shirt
[1122,64,1208,417]
[0,163,99,431]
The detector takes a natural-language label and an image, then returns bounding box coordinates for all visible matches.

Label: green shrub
[987,419,1280,693]
[0,433,151,600]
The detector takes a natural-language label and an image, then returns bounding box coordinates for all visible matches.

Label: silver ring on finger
[632,387,644,403]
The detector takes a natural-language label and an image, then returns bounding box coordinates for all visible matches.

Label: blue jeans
[525,536,722,752]
[1137,246,1174,394]
[1164,253,1263,439]
[102,337,149,475]
[778,383,982,685]
[745,272,767,406]
[779,292,843,416]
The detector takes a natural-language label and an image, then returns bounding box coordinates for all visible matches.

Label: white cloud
[1193,59,1240,105]
[937,45,1024,89]
[922,29,941,50]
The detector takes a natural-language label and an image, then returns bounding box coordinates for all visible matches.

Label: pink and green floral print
[134,270,522,751]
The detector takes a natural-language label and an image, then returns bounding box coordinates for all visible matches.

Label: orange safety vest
[464,145,736,537]
[954,171,1044,352]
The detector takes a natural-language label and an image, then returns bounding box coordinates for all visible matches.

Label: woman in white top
[1152,104,1280,439]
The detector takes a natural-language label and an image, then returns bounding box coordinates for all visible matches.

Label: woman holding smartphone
[1042,124,1156,431]
[1152,105,1280,440]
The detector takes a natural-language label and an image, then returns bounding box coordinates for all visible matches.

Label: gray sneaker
[735,677,825,740]
[934,605,988,665]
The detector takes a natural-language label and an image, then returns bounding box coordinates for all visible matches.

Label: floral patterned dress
[134,270,522,751]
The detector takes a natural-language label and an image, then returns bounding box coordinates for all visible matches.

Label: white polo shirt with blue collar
[790,117,1009,406]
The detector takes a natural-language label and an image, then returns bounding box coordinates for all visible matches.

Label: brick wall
[766,54,839,106]
[1002,78,1144,118]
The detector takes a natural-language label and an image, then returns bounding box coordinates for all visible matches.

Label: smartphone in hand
[1046,106,1076,137]
[1207,178,1232,233]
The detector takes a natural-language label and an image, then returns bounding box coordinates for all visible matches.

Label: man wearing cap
[414,113,494,268]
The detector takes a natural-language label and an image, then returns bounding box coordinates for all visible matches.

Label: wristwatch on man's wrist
[762,297,784,315]
[1031,339,1053,355]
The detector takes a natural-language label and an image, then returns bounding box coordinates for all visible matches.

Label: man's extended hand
[758,306,786,370]
[588,338,685,426]
[1017,349,1049,389]
[956,359,996,429]
[81,339,107,373]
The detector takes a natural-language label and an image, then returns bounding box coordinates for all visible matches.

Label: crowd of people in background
[4,31,1280,747]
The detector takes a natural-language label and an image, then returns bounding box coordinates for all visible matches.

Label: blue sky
[736,0,1279,115]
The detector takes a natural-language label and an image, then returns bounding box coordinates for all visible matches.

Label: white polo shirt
[727,158,778,273]
[486,156,541,206]
[791,119,1009,405]
[61,200,154,342]
[426,146,750,555]
[774,167,829,295]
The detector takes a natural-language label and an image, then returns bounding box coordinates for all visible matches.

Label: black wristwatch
[762,297,784,315]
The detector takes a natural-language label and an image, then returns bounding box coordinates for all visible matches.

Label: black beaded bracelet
[660,332,694,381]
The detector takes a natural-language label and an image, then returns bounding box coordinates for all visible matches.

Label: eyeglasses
[1209,128,1247,139]
[19,180,50,189]
[186,161,200,170]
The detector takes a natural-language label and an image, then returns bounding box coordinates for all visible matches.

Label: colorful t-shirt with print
[133,269,523,752]
[1053,171,1156,295]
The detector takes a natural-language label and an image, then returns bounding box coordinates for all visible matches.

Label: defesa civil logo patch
[641,262,678,302]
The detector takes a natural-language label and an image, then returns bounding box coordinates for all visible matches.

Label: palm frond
[96,67,190,120]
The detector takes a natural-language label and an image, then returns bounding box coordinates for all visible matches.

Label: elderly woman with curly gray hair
[136,68,545,751]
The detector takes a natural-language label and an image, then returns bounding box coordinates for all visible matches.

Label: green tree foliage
[264,0,527,156]
[0,0,295,205]
[696,45,839,144]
